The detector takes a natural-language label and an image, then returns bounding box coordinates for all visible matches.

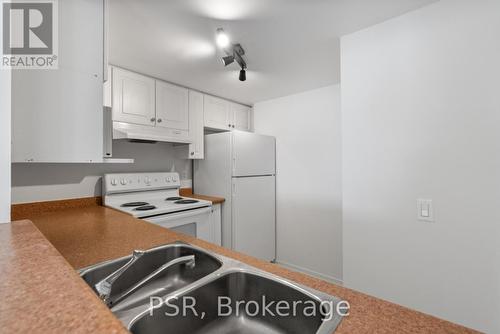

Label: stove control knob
[110,179,117,186]
[144,177,151,185]
[172,176,178,182]
[166,176,172,183]
[120,179,127,185]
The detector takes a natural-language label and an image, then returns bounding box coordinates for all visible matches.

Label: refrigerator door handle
[232,155,236,175]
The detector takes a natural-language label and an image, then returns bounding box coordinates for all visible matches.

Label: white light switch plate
[417,199,434,222]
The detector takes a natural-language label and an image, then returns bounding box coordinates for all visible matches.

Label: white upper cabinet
[174,90,205,160]
[112,67,156,126]
[156,81,189,131]
[204,95,232,130]
[204,95,251,132]
[109,66,252,149]
[188,91,205,159]
[12,0,104,163]
[110,67,191,143]
[231,103,251,131]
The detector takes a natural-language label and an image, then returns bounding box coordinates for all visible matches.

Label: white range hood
[113,121,193,144]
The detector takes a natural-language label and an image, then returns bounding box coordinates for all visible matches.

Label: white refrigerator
[194,131,276,261]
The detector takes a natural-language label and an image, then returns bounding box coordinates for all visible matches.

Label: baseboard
[276,260,343,286]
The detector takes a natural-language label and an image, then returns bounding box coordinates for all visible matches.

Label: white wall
[341,0,500,332]
[254,85,342,283]
[11,141,192,204]
[0,68,11,223]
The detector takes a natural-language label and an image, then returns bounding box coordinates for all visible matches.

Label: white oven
[144,206,214,243]
[103,173,220,245]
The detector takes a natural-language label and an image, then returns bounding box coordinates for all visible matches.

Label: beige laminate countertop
[180,188,225,204]
[1,205,478,334]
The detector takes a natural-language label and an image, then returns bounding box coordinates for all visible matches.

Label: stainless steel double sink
[79,242,343,334]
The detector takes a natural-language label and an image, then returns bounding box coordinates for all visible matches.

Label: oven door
[144,207,213,243]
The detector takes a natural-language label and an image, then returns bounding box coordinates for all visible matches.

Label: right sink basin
[129,270,342,334]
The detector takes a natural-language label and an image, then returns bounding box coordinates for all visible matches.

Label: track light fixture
[216,28,230,48]
[220,55,235,66]
[216,28,248,82]
[239,69,246,82]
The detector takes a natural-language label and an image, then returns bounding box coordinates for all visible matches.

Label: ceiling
[109,0,438,105]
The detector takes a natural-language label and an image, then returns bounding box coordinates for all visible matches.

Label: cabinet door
[156,81,189,131]
[11,0,104,163]
[231,103,251,131]
[112,67,155,126]
[204,95,231,130]
[188,91,204,159]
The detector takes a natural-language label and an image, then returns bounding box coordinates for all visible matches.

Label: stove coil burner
[121,202,149,207]
[134,205,157,211]
[174,199,200,204]
[165,197,183,201]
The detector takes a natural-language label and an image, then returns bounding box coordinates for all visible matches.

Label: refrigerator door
[232,175,276,261]
[232,131,275,177]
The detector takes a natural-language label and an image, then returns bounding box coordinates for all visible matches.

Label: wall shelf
[102,158,135,164]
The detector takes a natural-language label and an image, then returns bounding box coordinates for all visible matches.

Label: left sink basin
[79,243,222,313]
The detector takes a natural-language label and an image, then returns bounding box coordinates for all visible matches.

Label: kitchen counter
[2,205,478,334]
[180,188,225,204]
[0,219,126,334]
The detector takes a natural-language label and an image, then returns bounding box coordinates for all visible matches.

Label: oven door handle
[147,206,212,221]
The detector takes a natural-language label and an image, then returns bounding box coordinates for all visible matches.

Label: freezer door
[232,131,275,176]
[232,176,276,261]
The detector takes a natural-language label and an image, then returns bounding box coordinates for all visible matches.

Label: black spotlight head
[239,69,246,81]
[220,55,234,66]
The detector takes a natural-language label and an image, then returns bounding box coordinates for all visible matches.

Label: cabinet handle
[157,118,162,123]
[150,117,156,122]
